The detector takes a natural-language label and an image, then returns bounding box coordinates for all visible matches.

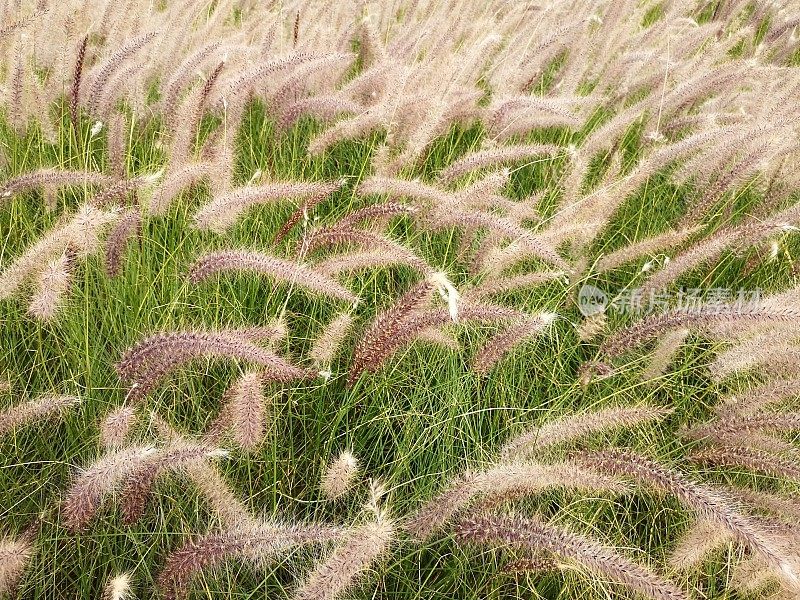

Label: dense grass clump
[3,1,800,599]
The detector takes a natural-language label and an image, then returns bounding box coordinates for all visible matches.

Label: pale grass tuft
[293,514,394,600]
[210,372,269,452]
[104,572,133,600]
[61,445,157,532]
[472,313,556,374]
[641,329,690,381]
[0,534,34,596]
[0,204,118,301]
[578,449,800,591]
[99,406,137,449]
[668,519,734,570]
[188,250,358,303]
[0,394,80,437]
[455,512,689,600]
[321,451,359,500]
[500,405,673,460]
[405,461,624,539]
[309,313,354,367]
[27,251,74,321]
[577,313,607,341]
[157,519,343,600]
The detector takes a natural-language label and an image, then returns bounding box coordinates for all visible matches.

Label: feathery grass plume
[304,228,432,274]
[429,209,569,270]
[404,462,624,540]
[148,415,255,525]
[6,42,25,135]
[468,271,565,298]
[688,445,800,481]
[169,61,225,165]
[116,328,311,402]
[491,108,583,141]
[600,305,800,359]
[348,302,522,385]
[0,6,47,41]
[320,451,359,500]
[118,442,228,525]
[86,32,157,113]
[99,406,137,450]
[90,177,140,209]
[185,462,254,526]
[668,519,734,571]
[104,208,141,277]
[595,228,701,273]
[277,95,362,131]
[269,54,352,110]
[213,52,340,118]
[472,313,556,374]
[346,280,433,380]
[0,534,34,596]
[726,488,800,524]
[683,413,800,442]
[500,405,672,461]
[108,113,127,180]
[69,34,88,132]
[307,107,385,156]
[473,240,538,277]
[0,203,119,300]
[92,62,147,120]
[404,472,479,540]
[300,227,392,255]
[27,250,75,321]
[117,326,285,381]
[309,313,354,367]
[157,520,343,600]
[146,161,215,215]
[729,556,782,597]
[103,572,132,600]
[472,463,627,512]
[272,180,347,245]
[0,168,115,203]
[500,552,559,574]
[328,202,417,232]
[0,394,80,437]
[639,222,795,297]
[355,16,385,66]
[726,432,798,456]
[680,142,773,228]
[577,313,607,342]
[215,372,268,452]
[708,334,800,380]
[161,41,222,125]
[716,379,800,418]
[416,327,460,350]
[455,512,688,600]
[641,328,690,381]
[356,176,450,205]
[188,250,358,303]
[451,168,510,208]
[438,144,561,184]
[315,249,422,276]
[576,449,800,588]
[61,445,156,532]
[293,514,393,600]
